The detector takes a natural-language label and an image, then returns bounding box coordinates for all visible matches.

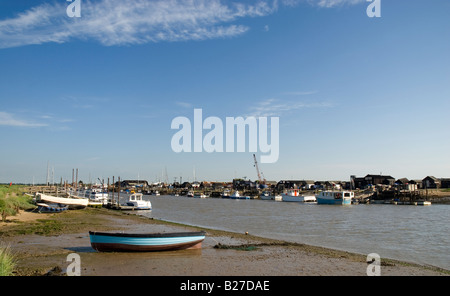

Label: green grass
[0,244,16,276]
[13,219,64,236]
[214,243,260,251]
[0,185,35,222]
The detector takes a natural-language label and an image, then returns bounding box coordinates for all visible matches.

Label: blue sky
[1,0,449,184]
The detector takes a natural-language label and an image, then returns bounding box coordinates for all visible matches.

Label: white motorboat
[416,200,431,206]
[230,191,250,200]
[123,193,152,210]
[194,193,207,198]
[85,188,109,205]
[281,189,316,203]
[260,191,282,201]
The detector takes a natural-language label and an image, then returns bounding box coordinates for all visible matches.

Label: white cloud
[175,101,193,109]
[0,0,366,49]
[308,0,366,8]
[283,90,319,96]
[246,98,333,117]
[0,111,48,127]
[0,0,279,49]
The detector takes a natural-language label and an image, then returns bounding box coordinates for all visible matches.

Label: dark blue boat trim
[89,231,206,238]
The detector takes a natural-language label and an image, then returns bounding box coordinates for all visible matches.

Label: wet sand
[1,208,448,276]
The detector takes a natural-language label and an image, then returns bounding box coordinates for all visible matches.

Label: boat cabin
[129,193,144,201]
[285,189,301,196]
[318,191,354,199]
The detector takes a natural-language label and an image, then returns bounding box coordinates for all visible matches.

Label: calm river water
[119,194,449,270]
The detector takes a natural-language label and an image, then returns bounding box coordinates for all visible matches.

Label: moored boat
[89,231,206,252]
[416,200,431,206]
[316,190,353,205]
[122,193,152,210]
[260,191,282,201]
[230,191,250,200]
[36,193,89,209]
[281,189,316,203]
[193,193,207,198]
[85,188,109,205]
[36,203,69,213]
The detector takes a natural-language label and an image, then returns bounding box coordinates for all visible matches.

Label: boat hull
[231,196,250,199]
[37,193,89,209]
[123,202,152,210]
[89,231,206,252]
[37,203,69,213]
[282,195,316,202]
[260,195,282,201]
[316,197,351,205]
[230,191,250,199]
[316,191,354,205]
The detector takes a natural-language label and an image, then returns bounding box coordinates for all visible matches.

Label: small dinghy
[89,231,206,252]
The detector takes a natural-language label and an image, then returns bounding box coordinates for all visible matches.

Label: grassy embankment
[0,185,36,275]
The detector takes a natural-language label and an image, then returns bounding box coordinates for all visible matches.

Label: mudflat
[1,208,448,276]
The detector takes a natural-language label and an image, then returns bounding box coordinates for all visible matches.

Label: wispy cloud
[0,0,365,49]
[0,111,48,127]
[306,0,366,8]
[0,0,277,49]
[282,90,319,96]
[245,98,333,117]
[61,95,108,110]
[175,101,193,109]
[86,156,100,161]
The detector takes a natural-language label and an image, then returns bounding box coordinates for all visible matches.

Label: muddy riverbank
[1,208,448,276]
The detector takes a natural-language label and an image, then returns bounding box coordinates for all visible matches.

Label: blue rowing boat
[89,231,206,252]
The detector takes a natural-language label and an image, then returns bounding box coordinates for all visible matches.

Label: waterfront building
[422,176,441,189]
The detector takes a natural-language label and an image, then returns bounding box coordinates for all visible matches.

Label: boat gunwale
[89,230,206,238]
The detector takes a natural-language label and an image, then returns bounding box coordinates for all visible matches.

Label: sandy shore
[1,208,448,277]
[0,210,48,225]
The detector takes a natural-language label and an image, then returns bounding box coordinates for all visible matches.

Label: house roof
[409,180,422,184]
[423,176,439,181]
[365,174,395,179]
[396,178,409,184]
